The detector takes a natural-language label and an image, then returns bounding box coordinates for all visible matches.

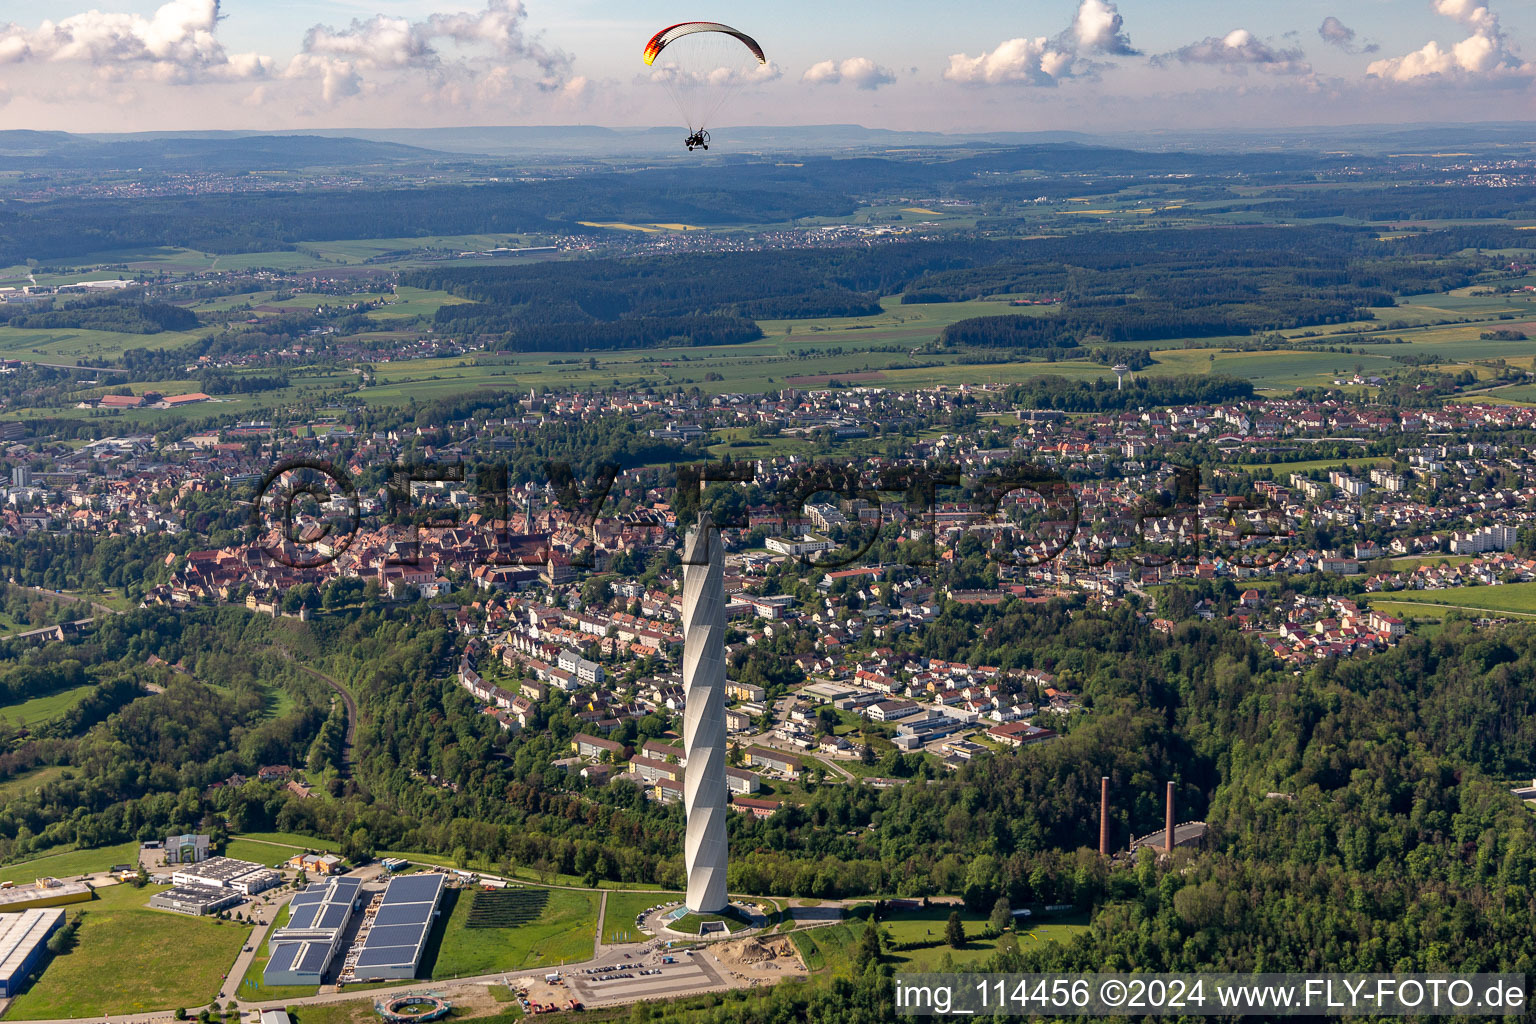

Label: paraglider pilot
[685,130,710,151]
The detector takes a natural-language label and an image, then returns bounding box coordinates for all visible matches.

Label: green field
[221,838,303,867]
[238,831,342,852]
[0,684,97,728]
[427,886,597,978]
[1367,582,1536,620]
[0,841,140,884]
[792,907,1088,976]
[5,883,251,1017]
[602,890,681,944]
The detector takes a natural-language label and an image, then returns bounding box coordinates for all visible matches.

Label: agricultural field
[0,324,208,363]
[0,684,97,728]
[426,885,597,978]
[0,841,140,885]
[5,883,251,1017]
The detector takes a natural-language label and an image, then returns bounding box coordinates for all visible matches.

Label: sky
[1,0,1535,134]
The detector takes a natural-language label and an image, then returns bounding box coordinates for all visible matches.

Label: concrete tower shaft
[681,513,729,914]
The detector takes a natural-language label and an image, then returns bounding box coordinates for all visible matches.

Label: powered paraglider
[643,22,767,150]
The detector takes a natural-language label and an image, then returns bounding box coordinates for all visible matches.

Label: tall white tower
[681,512,729,913]
[1113,363,1130,391]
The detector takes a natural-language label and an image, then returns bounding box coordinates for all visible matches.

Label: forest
[6,293,199,334]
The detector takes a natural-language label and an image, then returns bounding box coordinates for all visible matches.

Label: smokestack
[1164,781,1175,854]
[1099,776,1109,856]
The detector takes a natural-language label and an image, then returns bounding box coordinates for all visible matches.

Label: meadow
[4,883,251,1017]
[0,684,96,727]
[1366,582,1536,620]
[789,906,1088,975]
[0,840,141,884]
[426,885,598,978]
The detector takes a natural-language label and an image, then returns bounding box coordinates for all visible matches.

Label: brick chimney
[1099,776,1109,856]
[1164,781,1175,853]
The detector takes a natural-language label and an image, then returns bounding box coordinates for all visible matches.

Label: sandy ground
[708,936,807,982]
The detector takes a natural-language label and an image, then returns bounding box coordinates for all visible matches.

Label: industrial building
[0,908,65,997]
[149,883,242,916]
[341,873,446,981]
[163,834,211,864]
[264,876,362,988]
[170,856,281,895]
[0,877,92,912]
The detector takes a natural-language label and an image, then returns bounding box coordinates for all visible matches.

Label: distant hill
[0,132,448,171]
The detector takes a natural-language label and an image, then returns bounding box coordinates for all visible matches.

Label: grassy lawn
[426,886,597,978]
[1366,581,1536,617]
[237,832,343,852]
[5,883,251,1017]
[223,838,303,868]
[0,840,140,883]
[379,850,664,891]
[791,908,1089,976]
[0,684,97,727]
[603,891,681,944]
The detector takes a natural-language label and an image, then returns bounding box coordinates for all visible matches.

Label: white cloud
[945,36,1076,86]
[0,0,271,82]
[1072,0,1137,56]
[1160,29,1312,75]
[802,57,896,90]
[1368,0,1532,81]
[1319,17,1379,54]
[944,0,1136,87]
[289,0,571,103]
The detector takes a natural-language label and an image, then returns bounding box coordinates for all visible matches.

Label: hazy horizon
[2,0,1535,134]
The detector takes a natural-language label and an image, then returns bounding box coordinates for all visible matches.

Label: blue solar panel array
[350,873,445,977]
[297,943,331,974]
[380,874,443,906]
[372,903,427,927]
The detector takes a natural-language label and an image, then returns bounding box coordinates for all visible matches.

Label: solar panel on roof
[317,904,349,929]
[372,904,427,927]
[353,946,420,969]
[268,942,303,972]
[290,892,321,906]
[286,906,319,930]
[381,874,444,904]
[297,943,331,974]
[363,923,427,949]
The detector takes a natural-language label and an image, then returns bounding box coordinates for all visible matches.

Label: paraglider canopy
[643,22,767,147]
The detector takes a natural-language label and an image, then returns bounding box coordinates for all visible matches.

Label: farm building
[0,908,65,997]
